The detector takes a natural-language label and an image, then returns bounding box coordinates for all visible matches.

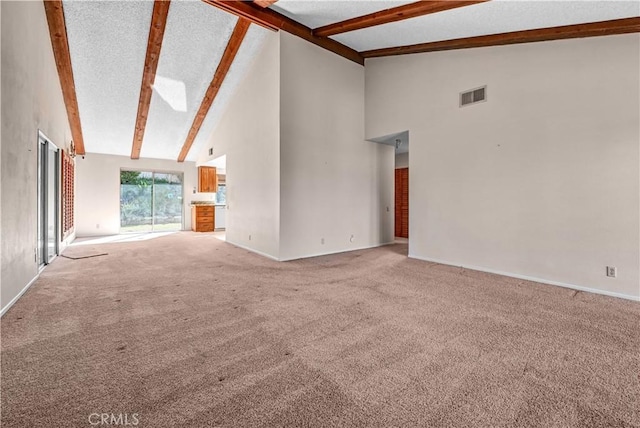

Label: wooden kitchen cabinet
[191,205,215,232]
[198,166,218,193]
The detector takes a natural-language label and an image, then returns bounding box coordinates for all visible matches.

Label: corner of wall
[278,31,393,261]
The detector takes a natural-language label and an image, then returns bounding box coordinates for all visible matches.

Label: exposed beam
[314,1,488,38]
[131,0,171,159]
[201,0,364,65]
[43,0,86,155]
[177,18,251,162]
[253,0,278,8]
[361,17,640,58]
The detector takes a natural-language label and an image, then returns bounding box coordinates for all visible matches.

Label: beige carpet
[2,232,639,427]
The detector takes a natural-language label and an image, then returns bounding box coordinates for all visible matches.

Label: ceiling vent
[460,86,486,107]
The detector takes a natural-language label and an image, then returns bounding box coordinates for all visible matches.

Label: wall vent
[460,86,486,107]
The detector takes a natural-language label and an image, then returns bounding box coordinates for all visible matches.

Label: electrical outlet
[96,224,100,229]
[606,266,617,278]
[350,234,355,243]
[321,238,325,245]
[248,234,251,241]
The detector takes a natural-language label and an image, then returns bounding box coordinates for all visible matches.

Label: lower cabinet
[191,205,215,232]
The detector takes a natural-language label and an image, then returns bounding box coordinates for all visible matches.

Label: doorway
[119,170,183,233]
[367,130,410,241]
[37,132,60,267]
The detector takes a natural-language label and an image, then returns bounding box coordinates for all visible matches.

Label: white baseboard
[279,241,396,262]
[227,240,396,262]
[1,273,40,317]
[226,240,280,261]
[409,254,640,302]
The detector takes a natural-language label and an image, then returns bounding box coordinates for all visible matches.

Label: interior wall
[395,152,408,169]
[279,33,394,261]
[365,34,640,300]
[76,153,197,236]
[198,31,280,259]
[1,1,74,313]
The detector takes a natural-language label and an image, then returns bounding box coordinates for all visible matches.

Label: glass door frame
[37,130,60,267]
[119,168,185,233]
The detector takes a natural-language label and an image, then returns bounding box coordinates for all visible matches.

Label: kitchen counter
[190,202,226,230]
[190,201,225,206]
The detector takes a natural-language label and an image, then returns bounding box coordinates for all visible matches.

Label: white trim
[279,241,396,262]
[409,254,640,302]
[226,240,396,262]
[1,274,40,317]
[225,240,280,261]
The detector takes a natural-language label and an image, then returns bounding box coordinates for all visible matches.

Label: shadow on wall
[367,130,409,154]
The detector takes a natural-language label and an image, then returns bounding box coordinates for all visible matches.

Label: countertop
[190,201,226,207]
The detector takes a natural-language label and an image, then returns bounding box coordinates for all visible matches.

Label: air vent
[208,147,213,156]
[460,86,486,107]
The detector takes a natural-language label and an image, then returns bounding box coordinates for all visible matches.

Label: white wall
[366,34,640,300]
[76,153,197,236]
[279,33,394,261]
[395,152,408,169]
[198,31,280,259]
[1,1,75,313]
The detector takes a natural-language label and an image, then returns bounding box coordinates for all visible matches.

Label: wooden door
[395,168,408,238]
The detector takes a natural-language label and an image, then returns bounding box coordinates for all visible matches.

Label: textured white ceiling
[185,23,269,162]
[65,0,268,162]
[271,0,414,29]
[333,0,640,52]
[64,0,153,157]
[141,1,237,161]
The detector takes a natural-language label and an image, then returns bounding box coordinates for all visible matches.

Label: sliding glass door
[152,173,183,231]
[120,170,183,233]
[38,132,59,266]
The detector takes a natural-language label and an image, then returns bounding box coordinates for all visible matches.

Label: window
[216,184,226,205]
[120,170,183,233]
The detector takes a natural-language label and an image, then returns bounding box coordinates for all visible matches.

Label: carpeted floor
[2,232,639,427]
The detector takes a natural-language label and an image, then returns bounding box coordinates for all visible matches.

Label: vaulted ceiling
[45,0,640,162]
[58,1,268,162]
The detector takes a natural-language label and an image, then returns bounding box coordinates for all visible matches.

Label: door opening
[367,130,409,242]
[37,132,60,267]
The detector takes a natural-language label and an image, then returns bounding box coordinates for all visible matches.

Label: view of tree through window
[216,184,226,204]
[120,170,183,233]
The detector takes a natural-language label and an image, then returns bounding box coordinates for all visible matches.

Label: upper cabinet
[198,166,218,193]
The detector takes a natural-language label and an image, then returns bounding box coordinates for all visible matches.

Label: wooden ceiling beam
[43,0,86,155]
[131,0,171,159]
[361,17,640,58]
[177,18,251,162]
[201,0,364,65]
[253,0,278,8]
[314,1,489,37]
